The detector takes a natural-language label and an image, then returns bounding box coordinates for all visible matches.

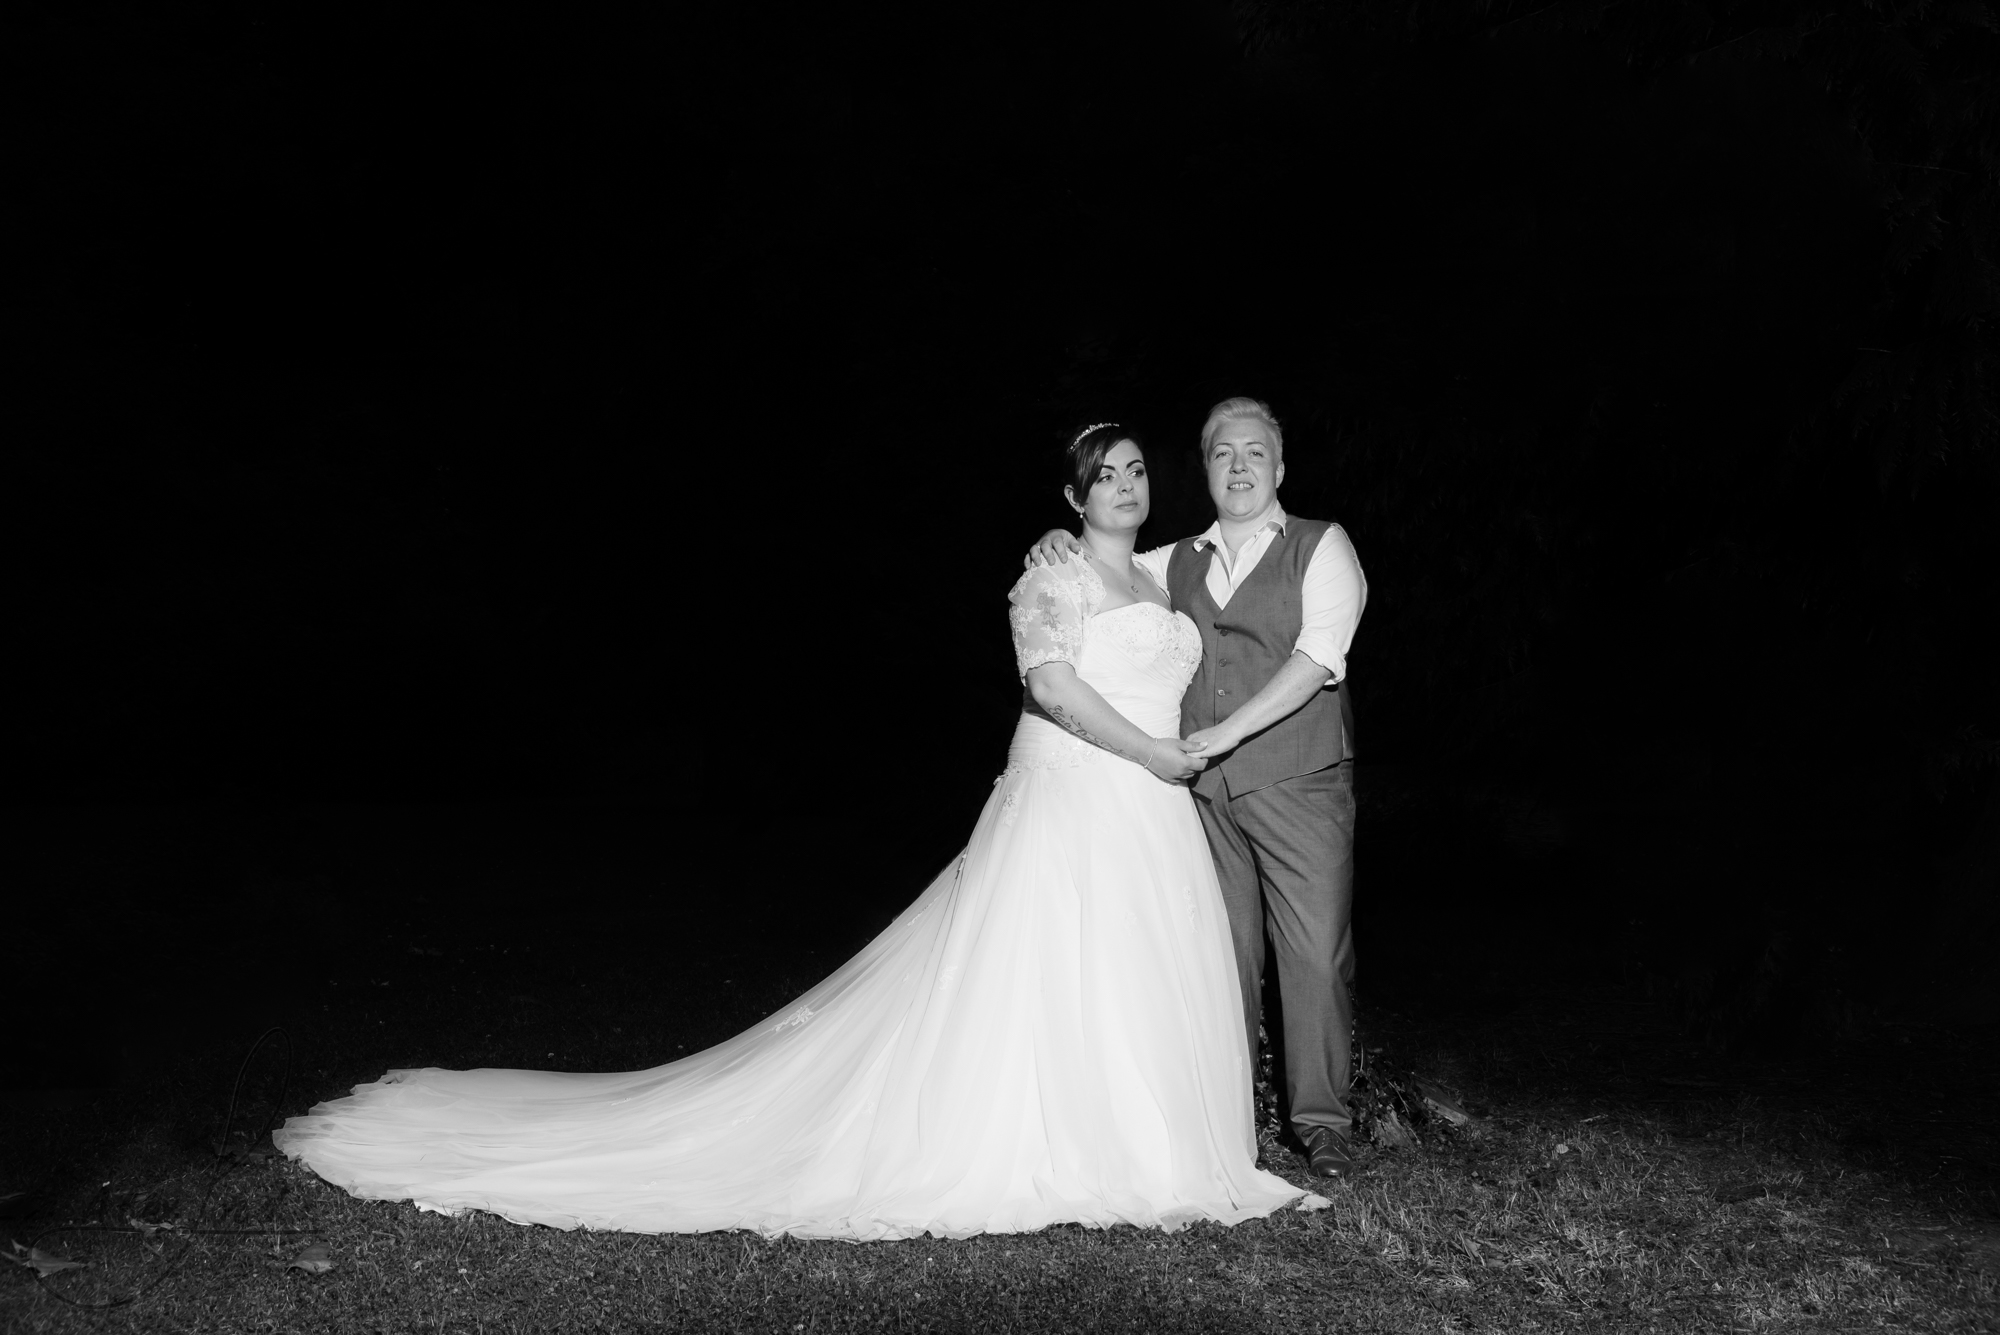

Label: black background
[7,1,1998,1089]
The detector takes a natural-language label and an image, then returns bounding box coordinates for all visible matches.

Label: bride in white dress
[275,424,1322,1239]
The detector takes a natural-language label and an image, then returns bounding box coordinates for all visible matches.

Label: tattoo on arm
[1046,702,1149,767]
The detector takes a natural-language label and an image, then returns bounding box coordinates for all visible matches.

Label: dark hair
[1063,422,1144,504]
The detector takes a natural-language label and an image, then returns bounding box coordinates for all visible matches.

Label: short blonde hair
[1199,396,1283,460]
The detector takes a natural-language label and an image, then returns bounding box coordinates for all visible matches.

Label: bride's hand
[1182,726,1235,758]
[1144,738,1207,784]
[1023,529,1088,570]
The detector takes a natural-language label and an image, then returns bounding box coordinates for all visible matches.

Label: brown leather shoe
[1298,1126,1357,1178]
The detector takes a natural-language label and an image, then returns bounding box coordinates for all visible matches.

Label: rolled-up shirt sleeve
[1295,524,1366,681]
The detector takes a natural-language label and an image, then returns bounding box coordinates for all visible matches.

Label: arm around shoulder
[1025,528,1089,570]
[1132,542,1177,593]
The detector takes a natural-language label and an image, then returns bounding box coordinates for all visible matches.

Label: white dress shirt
[1130,508,1367,683]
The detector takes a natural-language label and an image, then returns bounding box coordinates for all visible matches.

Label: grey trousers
[1197,761,1356,1141]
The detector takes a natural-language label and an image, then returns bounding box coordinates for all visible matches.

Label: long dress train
[274,561,1318,1238]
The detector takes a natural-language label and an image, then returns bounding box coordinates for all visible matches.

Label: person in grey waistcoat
[1026,396,1368,1176]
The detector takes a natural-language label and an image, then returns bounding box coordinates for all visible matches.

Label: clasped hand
[1148,737,1209,783]
[1181,725,1238,759]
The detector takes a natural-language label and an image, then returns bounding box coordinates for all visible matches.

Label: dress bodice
[1008,560,1202,737]
[1076,602,1203,736]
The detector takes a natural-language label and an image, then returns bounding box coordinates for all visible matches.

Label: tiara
[1068,422,1118,451]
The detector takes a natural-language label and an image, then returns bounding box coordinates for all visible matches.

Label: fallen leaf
[3,1241,87,1277]
[287,1243,334,1274]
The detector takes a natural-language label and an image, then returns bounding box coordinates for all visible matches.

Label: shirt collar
[1192,506,1289,551]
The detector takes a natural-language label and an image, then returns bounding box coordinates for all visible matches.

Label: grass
[8,1010,1997,1332]
[6,1079,1998,1332]
[4,804,1998,1332]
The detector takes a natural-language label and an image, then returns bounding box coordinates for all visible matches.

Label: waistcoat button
[1217,688,1228,696]
[1218,628,1230,637]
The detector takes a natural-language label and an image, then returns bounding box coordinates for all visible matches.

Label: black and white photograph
[5,2,1998,1331]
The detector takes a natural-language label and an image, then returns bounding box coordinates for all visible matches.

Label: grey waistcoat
[1168,517,1354,800]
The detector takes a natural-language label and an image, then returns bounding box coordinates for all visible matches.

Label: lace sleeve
[1007,560,1091,681]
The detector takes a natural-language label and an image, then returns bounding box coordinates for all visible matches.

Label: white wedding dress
[275,560,1317,1238]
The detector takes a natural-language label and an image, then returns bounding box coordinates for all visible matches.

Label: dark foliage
[1212,0,2000,1036]
[10,4,1997,1046]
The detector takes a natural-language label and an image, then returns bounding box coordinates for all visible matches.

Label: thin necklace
[1085,547,1142,597]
